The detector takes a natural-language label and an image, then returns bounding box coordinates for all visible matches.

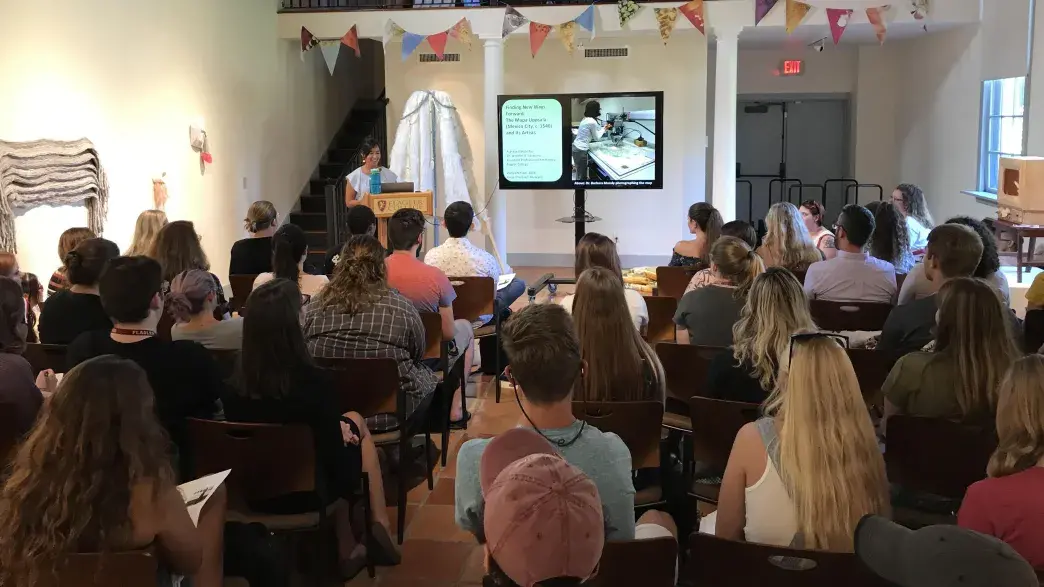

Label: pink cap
[481,428,605,587]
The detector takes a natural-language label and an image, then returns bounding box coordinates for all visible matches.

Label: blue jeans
[492,278,527,323]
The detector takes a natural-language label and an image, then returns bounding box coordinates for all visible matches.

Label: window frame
[979,77,1026,194]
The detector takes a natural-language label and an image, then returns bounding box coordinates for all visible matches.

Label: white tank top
[743,418,799,546]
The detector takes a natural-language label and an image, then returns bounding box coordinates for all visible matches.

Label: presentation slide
[497,91,664,191]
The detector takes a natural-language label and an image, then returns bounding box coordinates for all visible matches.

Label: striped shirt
[572,117,606,152]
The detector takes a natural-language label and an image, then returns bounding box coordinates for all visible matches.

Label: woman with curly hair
[0,356,223,586]
[303,235,437,430]
[899,216,1009,306]
[866,201,916,274]
[755,202,823,272]
[150,220,230,318]
[892,183,935,251]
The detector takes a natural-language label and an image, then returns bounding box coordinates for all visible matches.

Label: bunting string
[502,5,596,57]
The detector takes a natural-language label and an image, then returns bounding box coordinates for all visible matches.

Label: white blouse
[346,166,400,200]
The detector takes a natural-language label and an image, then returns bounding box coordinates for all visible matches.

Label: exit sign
[781,60,804,76]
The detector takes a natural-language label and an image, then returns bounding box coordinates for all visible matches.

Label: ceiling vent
[584,47,629,59]
[419,53,461,63]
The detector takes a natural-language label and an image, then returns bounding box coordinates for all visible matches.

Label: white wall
[0,0,381,286]
[386,33,708,266]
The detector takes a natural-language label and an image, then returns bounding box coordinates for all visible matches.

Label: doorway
[735,96,850,223]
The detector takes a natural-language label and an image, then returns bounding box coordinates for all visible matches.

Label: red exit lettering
[782,60,803,76]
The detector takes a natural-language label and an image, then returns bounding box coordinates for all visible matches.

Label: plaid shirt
[303,289,437,432]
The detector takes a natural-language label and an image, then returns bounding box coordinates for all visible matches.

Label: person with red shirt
[958,355,1044,569]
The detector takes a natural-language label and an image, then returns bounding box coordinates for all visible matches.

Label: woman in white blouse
[252,224,329,297]
[571,101,612,181]
[559,233,648,332]
[892,183,935,252]
[344,138,399,207]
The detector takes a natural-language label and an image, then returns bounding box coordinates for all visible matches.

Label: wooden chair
[654,342,723,431]
[791,269,808,285]
[317,356,430,545]
[643,295,678,344]
[22,343,68,375]
[573,401,665,506]
[40,551,158,587]
[809,300,893,332]
[847,348,898,404]
[656,265,706,299]
[684,533,891,587]
[583,537,678,587]
[896,272,907,292]
[1025,309,1044,353]
[450,276,498,399]
[688,396,761,504]
[228,274,259,314]
[886,415,996,501]
[419,311,469,467]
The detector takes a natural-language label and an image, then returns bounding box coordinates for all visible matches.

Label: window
[980,77,1026,193]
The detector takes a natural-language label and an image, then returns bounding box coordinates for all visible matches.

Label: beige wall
[386,33,708,265]
[0,0,381,286]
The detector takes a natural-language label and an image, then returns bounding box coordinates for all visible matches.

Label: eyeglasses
[788,331,849,364]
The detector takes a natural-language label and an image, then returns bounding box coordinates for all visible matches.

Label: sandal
[370,522,402,565]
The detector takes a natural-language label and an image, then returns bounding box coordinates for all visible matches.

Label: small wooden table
[994,219,1044,282]
[364,191,434,249]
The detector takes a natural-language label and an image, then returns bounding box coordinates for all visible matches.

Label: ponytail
[709,236,765,300]
[734,249,766,299]
[270,224,308,285]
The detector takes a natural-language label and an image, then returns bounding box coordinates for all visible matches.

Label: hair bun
[64,250,82,267]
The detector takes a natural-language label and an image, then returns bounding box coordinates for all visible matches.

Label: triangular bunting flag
[911,0,929,20]
[654,8,678,44]
[427,31,449,60]
[866,6,888,44]
[755,0,779,25]
[384,20,405,47]
[575,5,596,39]
[341,25,361,58]
[530,22,552,57]
[503,7,528,38]
[679,0,705,34]
[319,40,341,75]
[785,0,811,34]
[402,32,426,61]
[826,8,853,44]
[618,0,640,29]
[556,21,577,53]
[450,18,474,49]
[301,27,320,61]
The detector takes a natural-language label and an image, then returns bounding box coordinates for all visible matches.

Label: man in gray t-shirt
[453,304,636,542]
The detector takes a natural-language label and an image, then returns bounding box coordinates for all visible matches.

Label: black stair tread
[291,212,326,216]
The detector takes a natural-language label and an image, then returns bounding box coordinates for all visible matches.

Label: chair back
[688,397,761,470]
[791,269,807,285]
[809,300,893,332]
[1025,309,1044,353]
[685,532,891,587]
[186,419,317,509]
[316,357,400,419]
[572,401,663,469]
[0,404,24,468]
[643,295,678,343]
[228,274,258,313]
[450,276,495,322]
[847,348,898,402]
[656,265,705,299]
[655,343,721,414]
[895,272,907,292]
[419,311,444,361]
[586,538,678,587]
[40,552,158,587]
[885,415,996,500]
[22,343,68,375]
[208,349,240,381]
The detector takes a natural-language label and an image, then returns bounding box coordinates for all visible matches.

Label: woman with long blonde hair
[125,209,168,257]
[958,355,1044,568]
[756,202,823,272]
[713,335,889,551]
[883,277,1019,423]
[675,236,765,347]
[573,266,665,403]
[707,268,816,403]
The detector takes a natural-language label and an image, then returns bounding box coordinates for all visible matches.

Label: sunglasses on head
[788,331,849,364]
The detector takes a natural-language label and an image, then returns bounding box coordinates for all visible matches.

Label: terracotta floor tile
[458,543,486,584]
[377,540,473,583]
[406,478,432,504]
[386,504,418,539]
[405,504,476,542]
[427,478,456,505]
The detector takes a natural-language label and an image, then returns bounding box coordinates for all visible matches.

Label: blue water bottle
[369,168,382,195]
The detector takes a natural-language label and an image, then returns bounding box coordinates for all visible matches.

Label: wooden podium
[364,191,434,249]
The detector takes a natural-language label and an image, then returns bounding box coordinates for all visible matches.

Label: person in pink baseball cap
[480,427,605,587]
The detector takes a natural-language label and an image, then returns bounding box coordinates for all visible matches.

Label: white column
[482,37,509,270]
[711,26,740,221]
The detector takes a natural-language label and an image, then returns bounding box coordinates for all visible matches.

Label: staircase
[290,96,389,270]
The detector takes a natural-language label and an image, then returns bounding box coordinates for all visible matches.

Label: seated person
[670,202,722,267]
[229,200,278,275]
[685,220,758,293]
[224,279,399,575]
[0,277,44,435]
[756,202,823,272]
[884,278,1020,424]
[675,236,764,347]
[304,235,437,432]
[169,270,244,350]
[38,237,120,344]
[707,268,816,404]
[0,252,16,279]
[455,303,638,541]
[324,204,378,275]
[47,227,94,296]
[901,216,1009,306]
[879,224,983,355]
[0,356,221,585]
[959,355,1044,569]
[252,223,329,297]
[425,201,525,324]
[867,202,916,275]
[560,233,648,332]
[20,272,42,344]
[66,256,224,477]
[709,334,889,550]
[804,205,897,303]
[893,183,934,252]
[800,200,837,260]
[385,208,471,423]
[152,221,230,319]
